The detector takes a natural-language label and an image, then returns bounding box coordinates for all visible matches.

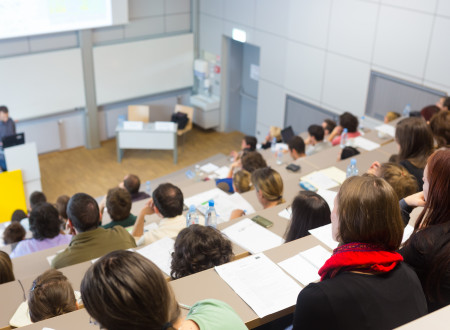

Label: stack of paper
[278,245,331,286]
[136,237,175,276]
[221,218,283,254]
[199,162,220,173]
[301,166,346,190]
[215,253,302,318]
[308,223,339,250]
[375,124,396,137]
[353,136,381,151]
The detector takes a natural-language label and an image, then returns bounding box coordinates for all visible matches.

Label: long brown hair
[395,117,434,168]
[251,167,285,205]
[0,251,15,284]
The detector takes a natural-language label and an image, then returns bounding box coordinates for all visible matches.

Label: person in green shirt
[101,187,137,229]
[81,250,247,330]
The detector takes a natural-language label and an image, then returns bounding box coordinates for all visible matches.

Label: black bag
[171,112,188,130]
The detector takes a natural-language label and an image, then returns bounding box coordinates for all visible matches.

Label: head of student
[67,193,100,233]
[377,163,418,200]
[252,167,285,207]
[0,251,15,284]
[152,183,184,218]
[11,209,27,222]
[429,110,450,148]
[395,117,434,168]
[0,105,9,122]
[28,269,77,322]
[55,195,70,222]
[29,191,47,210]
[3,222,26,245]
[269,126,282,141]
[332,175,403,251]
[122,174,141,194]
[384,111,401,123]
[322,119,336,136]
[285,191,331,243]
[233,170,252,193]
[171,224,233,279]
[81,250,180,330]
[288,136,306,160]
[241,151,267,173]
[442,96,450,111]
[420,105,439,122]
[29,202,62,240]
[241,135,257,151]
[308,125,325,144]
[339,112,359,133]
[106,187,132,221]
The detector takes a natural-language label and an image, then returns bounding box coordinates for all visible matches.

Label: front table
[116,123,178,164]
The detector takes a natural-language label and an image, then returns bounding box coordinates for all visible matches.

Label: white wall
[199,0,450,141]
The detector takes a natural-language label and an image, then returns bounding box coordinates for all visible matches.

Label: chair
[128,105,150,123]
[174,104,194,143]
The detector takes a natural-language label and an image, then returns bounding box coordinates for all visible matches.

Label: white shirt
[137,214,186,246]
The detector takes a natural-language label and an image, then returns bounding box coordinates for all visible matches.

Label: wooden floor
[39,127,244,202]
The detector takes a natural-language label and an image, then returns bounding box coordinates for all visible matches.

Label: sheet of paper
[123,121,143,130]
[200,162,220,173]
[215,253,302,318]
[353,136,381,151]
[155,121,176,131]
[221,218,284,254]
[214,166,231,178]
[278,207,291,220]
[309,223,339,250]
[317,189,337,210]
[136,237,175,276]
[375,124,395,137]
[275,143,288,151]
[278,254,320,286]
[300,245,332,269]
[184,188,229,211]
[301,171,339,190]
[319,166,346,185]
[402,224,414,244]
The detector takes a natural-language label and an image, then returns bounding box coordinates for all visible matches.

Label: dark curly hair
[170,225,233,279]
[29,203,62,240]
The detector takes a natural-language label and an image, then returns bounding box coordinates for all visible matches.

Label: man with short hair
[102,187,137,229]
[119,174,150,202]
[52,193,136,269]
[306,125,332,156]
[230,135,257,161]
[131,183,185,246]
[288,136,306,160]
[322,119,336,138]
[29,191,47,210]
[328,112,361,146]
[0,106,16,171]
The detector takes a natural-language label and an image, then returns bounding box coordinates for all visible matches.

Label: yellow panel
[0,170,27,222]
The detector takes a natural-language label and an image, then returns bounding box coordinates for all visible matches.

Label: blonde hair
[251,167,285,204]
[378,163,418,200]
[233,170,252,193]
[269,126,282,140]
[385,111,401,123]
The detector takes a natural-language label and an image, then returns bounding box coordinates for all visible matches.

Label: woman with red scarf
[292,176,427,330]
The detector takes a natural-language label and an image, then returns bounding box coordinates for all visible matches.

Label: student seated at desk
[260,126,282,149]
[288,136,306,160]
[328,112,361,146]
[81,250,247,330]
[284,191,331,242]
[170,224,233,280]
[120,173,150,202]
[429,110,450,148]
[322,118,336,139]
[10,203,72,258]
[0,251,15,284]
[55,195,70,230]
[292,176,427,330]
[305,125,332,156]
[230,135,257,162]
[3,222,25,250]
[101,187,137,229]
[51,193,136,269]
[131,183,185,246]
[28,269,78,322]
[399,149,450,312]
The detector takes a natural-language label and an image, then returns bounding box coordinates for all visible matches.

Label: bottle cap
[189,205,196,212]
[351,158,357,165]
[146,180,150,184]
[343,128,348,133]
[208,200,214,207]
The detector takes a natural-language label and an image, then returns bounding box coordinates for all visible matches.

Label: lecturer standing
[0,105,16,171]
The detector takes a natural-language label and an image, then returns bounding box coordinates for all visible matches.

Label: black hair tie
[162,322,173,330]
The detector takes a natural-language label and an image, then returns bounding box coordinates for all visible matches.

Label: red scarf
[318,242,403,281]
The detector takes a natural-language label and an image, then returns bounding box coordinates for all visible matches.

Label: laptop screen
[2,133,25,148]
[281,126,295,143]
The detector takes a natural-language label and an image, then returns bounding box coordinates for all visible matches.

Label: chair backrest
[128,105,150,123]
[174,105,194,130]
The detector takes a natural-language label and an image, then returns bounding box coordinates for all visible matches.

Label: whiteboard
[0,48,85,121]
[93,33,194,105]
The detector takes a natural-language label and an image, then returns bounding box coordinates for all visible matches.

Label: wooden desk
[18,309,91,330]
[116,122,177,163]
[334,149,391,173]
[378,141,398,156]
[395,304,450,329]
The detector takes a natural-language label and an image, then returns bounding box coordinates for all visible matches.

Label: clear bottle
[271,137,277,153]
[360,115,365,131]
[186,205,199,227]
[276,147,283,165]
[205,200,217,228]
[145,181,151,195]
[194,164,201,181]
[340,128,348,149]
[346,158,359,178]
[402,104,411,117]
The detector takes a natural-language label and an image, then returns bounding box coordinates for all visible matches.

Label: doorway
[221,37,260,136]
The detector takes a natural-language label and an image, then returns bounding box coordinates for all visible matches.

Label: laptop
[2,133,25,149]
[281,126,295,143]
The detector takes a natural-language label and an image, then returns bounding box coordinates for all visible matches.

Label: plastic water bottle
[360,115,365,131]
[402,104,411,117]
[346,158,359,178]
[145,181,151,195]
[271,137,277,153]
[205,200,217,228]
[276,147,283,165]
[186,205,199,227]
[194,164,201,181]
[340,128,348,148]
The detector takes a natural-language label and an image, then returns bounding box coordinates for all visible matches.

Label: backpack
[171,112,188,130]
